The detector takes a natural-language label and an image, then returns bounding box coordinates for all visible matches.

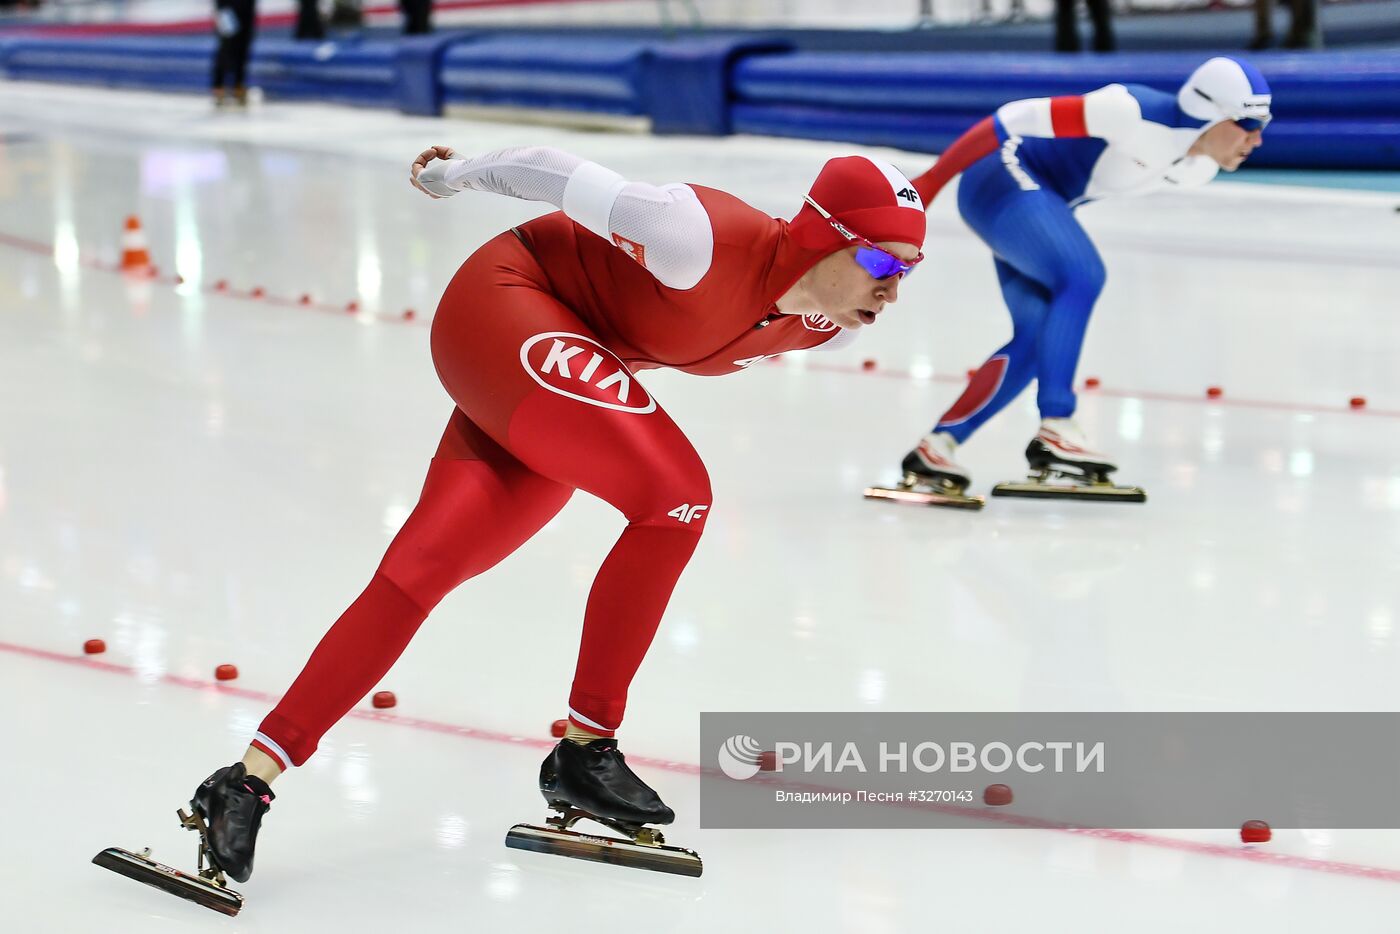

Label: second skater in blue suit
[900,57,1271,494]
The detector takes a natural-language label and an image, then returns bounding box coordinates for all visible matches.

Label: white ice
[2,81,1399,932]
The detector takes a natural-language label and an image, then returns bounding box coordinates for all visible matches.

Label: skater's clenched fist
[410,145,460,199]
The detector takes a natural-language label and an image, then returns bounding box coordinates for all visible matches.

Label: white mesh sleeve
[439,145,583,204]
[603,181,713,291]
[436,145,714,291]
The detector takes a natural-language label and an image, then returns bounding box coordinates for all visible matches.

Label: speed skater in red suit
[181,143,927,882]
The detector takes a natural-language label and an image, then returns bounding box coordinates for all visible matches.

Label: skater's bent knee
[1058,258,1106,301]
[369,564,443,617]
[625,466,712,531]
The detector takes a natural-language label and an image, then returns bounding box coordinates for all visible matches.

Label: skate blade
[991,479,1146,503]
[505,823,703,877]
[863,485,985,511]
[92,847,244,916]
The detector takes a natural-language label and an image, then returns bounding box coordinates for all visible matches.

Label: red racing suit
[252,147,856,767]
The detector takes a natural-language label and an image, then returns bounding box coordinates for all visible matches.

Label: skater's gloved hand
[410,145,461,199]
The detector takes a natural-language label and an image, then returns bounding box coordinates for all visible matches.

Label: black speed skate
[505,739,702,877]
[993,418,1146,503]
[189,762,275,883]
[92,762,274,916]
[864,432,985,510]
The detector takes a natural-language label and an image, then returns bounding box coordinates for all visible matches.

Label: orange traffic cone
[120,215,151,273]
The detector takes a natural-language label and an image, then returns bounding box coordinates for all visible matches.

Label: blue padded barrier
[729,102,976,155]
[251,39,399,107]
[440,34,791,133]
[439,36,651,117]
[730,50,1400,170]
[0,36,215,91]
[641,37,790,136]
[2,33,1397,170]
[395,33,464,117]
[1246,120,1400,169]
[0,35,401,108]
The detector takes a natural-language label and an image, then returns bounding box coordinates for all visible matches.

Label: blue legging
[934,154,1106,444]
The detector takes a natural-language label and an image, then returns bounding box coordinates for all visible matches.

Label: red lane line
[780,359,1398,419]
[2,227,1388,416]
[2,228,415,325]
[0,231,58,255]
[5,637,1400,885]
[0,639,699,774]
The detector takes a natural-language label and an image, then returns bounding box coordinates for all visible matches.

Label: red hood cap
[789,156,927,253]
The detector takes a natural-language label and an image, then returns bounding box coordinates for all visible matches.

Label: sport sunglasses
[803,196,924,280]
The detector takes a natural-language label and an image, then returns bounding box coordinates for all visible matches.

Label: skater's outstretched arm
[409,144,713,290]
[913,84,1143,204]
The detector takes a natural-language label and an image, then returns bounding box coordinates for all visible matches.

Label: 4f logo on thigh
[668,503,709,524]
[520,332,656,414]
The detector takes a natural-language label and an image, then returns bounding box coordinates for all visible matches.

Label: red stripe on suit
[1049,97,1089,138]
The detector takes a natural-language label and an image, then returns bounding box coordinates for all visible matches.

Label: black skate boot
[505,739,701,876]
[540,738,674,827]
[186,762,274,884]
[865,432,984,509]
[993,418,1145,503]
[1024,418,1117,478]
[91,762,271,915]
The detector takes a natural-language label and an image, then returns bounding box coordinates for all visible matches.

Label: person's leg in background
[1285,0,1322,48]
[1054,0,1082,51]
[229,0,256,104]
[210,0,235,104]
[1251,0,1277,49]
[1085,0,1115,51]
[294,0,324,39]
[399,0,431,34]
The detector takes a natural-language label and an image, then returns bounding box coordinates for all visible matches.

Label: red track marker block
[1240,820,1272,844]
[983,784,1013,806]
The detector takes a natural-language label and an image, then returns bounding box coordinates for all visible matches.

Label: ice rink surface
[2,81,1399,932]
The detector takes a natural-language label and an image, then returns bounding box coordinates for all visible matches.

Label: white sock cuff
[252,732,292,771]
[566,708,612,734]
